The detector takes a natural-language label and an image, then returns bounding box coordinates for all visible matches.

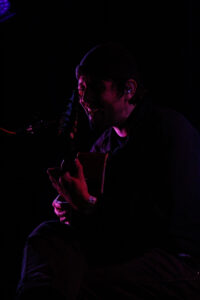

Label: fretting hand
[47,158,91,211]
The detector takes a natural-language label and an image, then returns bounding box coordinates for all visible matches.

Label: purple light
[0,0,10,16]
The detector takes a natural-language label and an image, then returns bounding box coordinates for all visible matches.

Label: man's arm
[166,112,200,255]
[47,158,97,213]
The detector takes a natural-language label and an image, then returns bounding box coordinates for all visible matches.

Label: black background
[1,0,200,299]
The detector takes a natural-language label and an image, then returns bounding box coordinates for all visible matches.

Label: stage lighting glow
[0,0,10,16]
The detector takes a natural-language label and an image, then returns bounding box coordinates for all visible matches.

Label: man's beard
[88,112,112,136]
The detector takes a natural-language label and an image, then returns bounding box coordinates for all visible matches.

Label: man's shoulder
[152,104,200,139]
[153,104,186,121]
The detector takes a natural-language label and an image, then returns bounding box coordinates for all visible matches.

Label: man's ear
[124,79,137,101]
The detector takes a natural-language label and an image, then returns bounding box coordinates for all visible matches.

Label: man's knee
[28,220,64,238]
[16,285,66,300]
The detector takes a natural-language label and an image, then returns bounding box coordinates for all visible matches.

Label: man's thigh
[17,220,87,300]
[80,248,200,300]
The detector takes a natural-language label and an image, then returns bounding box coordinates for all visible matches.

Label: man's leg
[16,220,87,300]
[79,248,200,300]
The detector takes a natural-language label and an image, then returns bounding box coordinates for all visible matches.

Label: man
[16,42,200,299]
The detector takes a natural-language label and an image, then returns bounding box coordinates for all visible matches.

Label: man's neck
[113,104,137,137]
[113,126,128,137]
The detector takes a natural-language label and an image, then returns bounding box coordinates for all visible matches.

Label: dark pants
[16,220,200,300]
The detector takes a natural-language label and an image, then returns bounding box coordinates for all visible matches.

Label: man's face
[78,75,127,131]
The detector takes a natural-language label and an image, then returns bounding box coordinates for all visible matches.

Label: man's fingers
[60,216,70,224]
[74,158,84,179]
[47,168,62,191]
[54,207,67,217]
[60,160,84,183]
[52,198,61,208]
[60,216,67,222]
[62,172,76,185]
[47,167,61,180]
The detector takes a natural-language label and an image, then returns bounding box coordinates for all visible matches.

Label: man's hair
[75,42,146,103]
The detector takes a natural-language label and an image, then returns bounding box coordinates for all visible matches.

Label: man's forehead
[78,75,113,87]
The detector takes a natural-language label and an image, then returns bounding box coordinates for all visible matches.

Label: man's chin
[89,118,111,134]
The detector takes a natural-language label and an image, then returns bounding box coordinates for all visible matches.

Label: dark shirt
[76,99,200,264]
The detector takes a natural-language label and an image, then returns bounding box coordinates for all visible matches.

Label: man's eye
[88,82,104,93]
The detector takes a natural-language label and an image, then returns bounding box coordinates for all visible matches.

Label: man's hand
[52,196,71,224]
[47,158,90,211]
